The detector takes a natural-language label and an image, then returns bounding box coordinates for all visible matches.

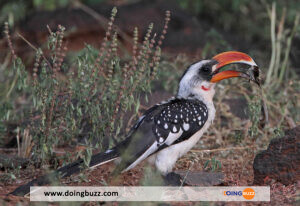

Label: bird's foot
[163,172,186,186]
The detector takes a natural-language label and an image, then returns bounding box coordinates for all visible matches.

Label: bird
[11,51,259,196]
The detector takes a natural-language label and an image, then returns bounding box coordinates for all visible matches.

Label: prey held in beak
[210,51,260,86]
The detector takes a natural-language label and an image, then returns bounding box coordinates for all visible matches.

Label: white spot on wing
[183,123,190,131]
[172,126,177,133]
[105,149,112,154]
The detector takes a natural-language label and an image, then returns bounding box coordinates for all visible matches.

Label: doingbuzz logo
[224,188,255,200]
[243,188,255,200]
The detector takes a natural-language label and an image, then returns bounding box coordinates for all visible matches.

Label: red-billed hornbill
[11,51,259,196]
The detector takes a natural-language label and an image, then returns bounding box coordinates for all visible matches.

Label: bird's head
[178,51,259,101]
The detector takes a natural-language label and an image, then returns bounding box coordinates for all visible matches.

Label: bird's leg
[163,172,185,186]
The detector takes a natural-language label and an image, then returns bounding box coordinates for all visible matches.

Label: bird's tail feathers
[10,148,119,196]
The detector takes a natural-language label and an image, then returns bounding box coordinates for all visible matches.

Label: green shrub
[1,8,171,166]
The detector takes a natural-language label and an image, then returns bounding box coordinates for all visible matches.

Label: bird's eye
[201,65,211,73]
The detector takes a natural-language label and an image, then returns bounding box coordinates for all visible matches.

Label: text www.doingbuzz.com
[44,190,119,198]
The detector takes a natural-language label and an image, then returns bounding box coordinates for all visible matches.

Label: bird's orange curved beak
[210,51,258,83]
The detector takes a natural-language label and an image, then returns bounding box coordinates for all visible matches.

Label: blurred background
[0,0,299,67]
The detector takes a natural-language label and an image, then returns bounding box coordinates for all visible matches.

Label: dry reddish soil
[1,133,298,205]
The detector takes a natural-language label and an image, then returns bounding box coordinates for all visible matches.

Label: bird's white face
[177,51,258,102]
[178,60,216,102]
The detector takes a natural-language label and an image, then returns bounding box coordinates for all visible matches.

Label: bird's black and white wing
[114,97,209,174]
